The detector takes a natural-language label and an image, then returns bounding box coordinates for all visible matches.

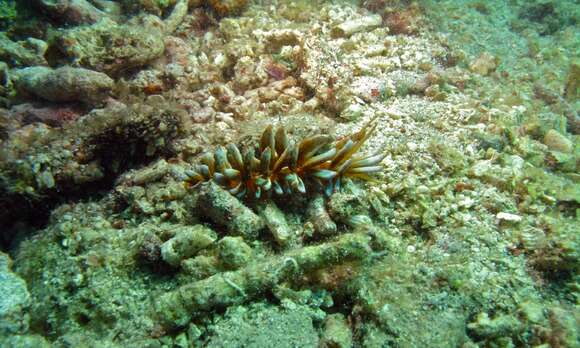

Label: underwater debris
[257,202,294,246]
[161,225,217,267]
[153,233,371,329]
[306,194,337,236]
[185,120,385,199]
[196,181,265,240]
[320,313,353,348]
[208,0,249,17]
[331,14,382,38]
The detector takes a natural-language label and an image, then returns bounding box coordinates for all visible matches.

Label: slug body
[185,120,385,199]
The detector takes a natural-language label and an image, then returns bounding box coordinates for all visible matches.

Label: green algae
[205,303,319,348]
[0,0,17,27]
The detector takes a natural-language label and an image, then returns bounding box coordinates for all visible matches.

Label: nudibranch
[185,120,385,198]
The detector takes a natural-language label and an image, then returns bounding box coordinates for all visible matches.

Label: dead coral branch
[153,232,372,329]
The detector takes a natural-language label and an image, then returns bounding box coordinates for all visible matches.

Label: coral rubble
[153,233,371,329]
[0,0,578,347]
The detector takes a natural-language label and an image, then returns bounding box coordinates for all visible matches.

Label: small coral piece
[185,119,385,199]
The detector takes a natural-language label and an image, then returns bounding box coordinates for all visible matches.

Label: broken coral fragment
[331,14,382,38]
[161,225,217,267]
[307,194,337,236]
[196,181,265,240]
[163,0,189,33]
[218,236,253,269]
[257,202,294,246]
[153,233,371,329]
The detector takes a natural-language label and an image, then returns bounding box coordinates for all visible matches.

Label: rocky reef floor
[0,0,578,347]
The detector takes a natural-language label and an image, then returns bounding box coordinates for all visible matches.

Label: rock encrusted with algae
[0,252,31,336]
[1,0,579,346]
[0,33,47,68]
[160,225,217,267]
[205,303,319,348]
[33,0,113,25]
[320,313,353,348]
[196,181,265,240]
[54,17,165,76]
[0,100,187,234]
[257,201,294,246]
[306,194,338,236]
[11,66,114,105]
[153,233,371,329]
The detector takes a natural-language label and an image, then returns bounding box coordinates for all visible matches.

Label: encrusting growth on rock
[185,118,386,199]
[153,233,372,329]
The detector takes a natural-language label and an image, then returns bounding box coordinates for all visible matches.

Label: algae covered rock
[205,304,318,347]
[161,225,217,267]
[196,181,265,240]
[209,0,249,17]
[467,312,524,340]
[54,17,164,76]
[306,194,338,236]
[0,334,51,348]
[34,0,111,25]
[0,33,47,68]
[0,252,31,336]
[320,313,353,348]
[12,66,113,105]
[258,202,294,246]
[0,101,187,237]
[217,236,252,269]
[544,129,574,153]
